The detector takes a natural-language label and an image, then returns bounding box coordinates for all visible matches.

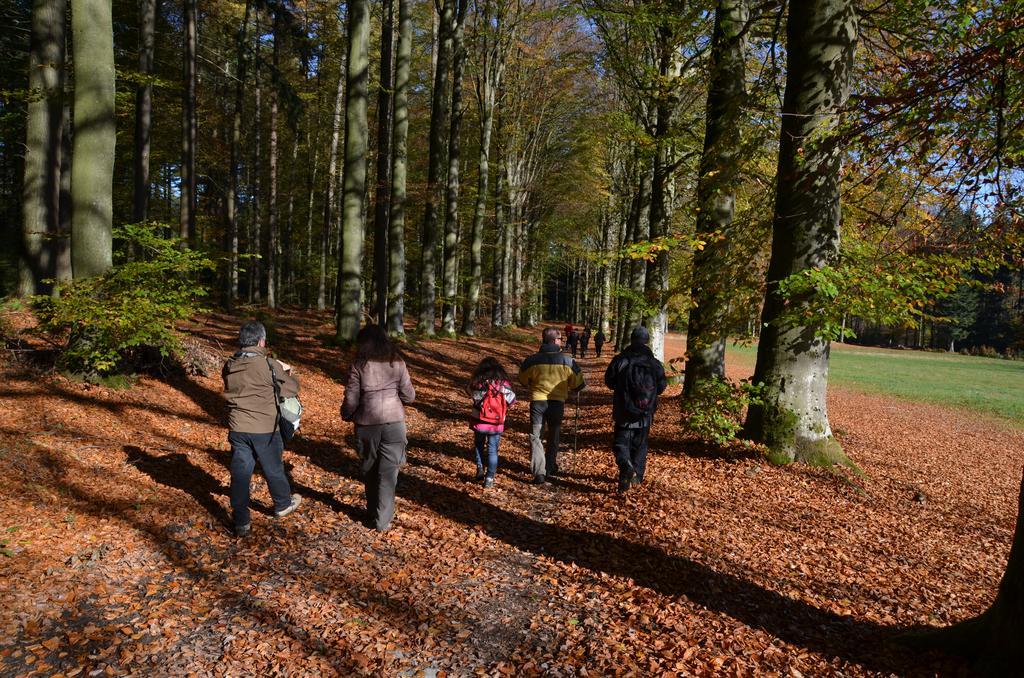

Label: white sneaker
[275,494,302,518]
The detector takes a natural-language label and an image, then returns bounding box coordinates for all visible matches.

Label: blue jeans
[473,431,502,479]
[228,430,293,528]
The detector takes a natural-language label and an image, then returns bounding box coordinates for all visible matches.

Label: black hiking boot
[617,468,637,494]
[474,466,486,481]
[532,474,547,485]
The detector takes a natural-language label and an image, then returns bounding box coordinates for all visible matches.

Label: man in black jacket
[604,326,668,493]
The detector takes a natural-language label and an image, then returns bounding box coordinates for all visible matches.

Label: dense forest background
[0,0,1022,445]
[2,0,1021,353]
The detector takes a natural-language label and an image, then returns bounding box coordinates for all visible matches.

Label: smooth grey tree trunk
[901,472,1024,673]
[387,0,412,336]
[251,9,262,303]
[685,0,747,395]
[133,0,156,224]
[320,65,345,310]
[646,139,671,361]
[373,0,394,325]
[21,0,66,295]
[440,0,468,335]
[461,83,492,334]
[599,194,617,336]
[227,0,251,309]
[418,0,454,335]
[267,13,280,309]
[335,0,369,342]
[70,0,114,279]
[284,124,298,297]
[492,113,509,327]
[180,0,197,245]
[743,0,857,464]
[56,98,72,286]
[462,0,510,335]
[626,158,652,340]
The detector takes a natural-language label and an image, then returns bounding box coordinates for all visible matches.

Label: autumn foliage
[0,309,1020,675]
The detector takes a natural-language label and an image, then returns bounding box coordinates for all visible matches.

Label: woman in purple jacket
[341,325,415,531]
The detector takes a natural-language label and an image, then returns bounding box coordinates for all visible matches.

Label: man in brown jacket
[222,321,302,536]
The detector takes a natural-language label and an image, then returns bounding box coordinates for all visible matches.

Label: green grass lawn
[724,341,1024,426]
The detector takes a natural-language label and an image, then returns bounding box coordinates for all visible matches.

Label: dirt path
[1,312,1021,676]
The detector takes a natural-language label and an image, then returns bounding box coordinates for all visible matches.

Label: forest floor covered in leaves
[1,308,1022,677]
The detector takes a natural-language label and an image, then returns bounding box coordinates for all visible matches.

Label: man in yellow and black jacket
[518,327,585,484]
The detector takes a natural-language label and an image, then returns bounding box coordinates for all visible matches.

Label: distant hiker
[565,329,580,358]
[518,327,585,484]
[604,325,668,493]
[580,326,592,358]
[468,357,517,488]
[222,321,302,537]
[341,325,416,532]
[563,322,575,341]
[593,329,607,357]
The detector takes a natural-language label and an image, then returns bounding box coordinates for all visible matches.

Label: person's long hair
[468,357,510,393]
[354,324,401,366]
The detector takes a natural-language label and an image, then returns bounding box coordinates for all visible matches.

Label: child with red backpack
[468,357,517,488]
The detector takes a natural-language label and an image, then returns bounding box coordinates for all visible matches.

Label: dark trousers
[473,431,502,478]
[612,425,651,481]
[594,343,604,357]
[580,341,589,358]
[229,430,293,528]
[356,421,407,530]
[529,400,564,476]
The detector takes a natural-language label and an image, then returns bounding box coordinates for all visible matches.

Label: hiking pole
[573,389,581,454]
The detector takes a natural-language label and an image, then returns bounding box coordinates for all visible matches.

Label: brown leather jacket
[341,358,415,426]
[222,346,299,434]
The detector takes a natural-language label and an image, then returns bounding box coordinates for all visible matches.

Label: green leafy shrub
[680,376,763,446]
[32,223,214,377]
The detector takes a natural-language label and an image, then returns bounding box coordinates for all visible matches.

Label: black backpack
[622,358,658,418]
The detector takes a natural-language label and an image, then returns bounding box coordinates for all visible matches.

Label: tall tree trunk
[335,0,369,341]
[441,0,467,335]
[599,197,617,336]
[70,0,114,278]
[226,0,250,309]
[284,125,298,299]
[743,0,858,464]
[180,0,197,245]
[56,98,72,286]
[133,0,156,224]
[21,0,66,295]
[304,140,319,305]
[267,12,280,309]
[903,471,1024,673]
[625,158,652,342]
[373,0,394,325]
[685,0,748,395]
[251,9,263,303]
[492,114,508,327]
[646,39,676,362]
[462,71,495,335]
[510,196,524,324]
[387,0,412,336]
[320,68,345,311]
[418,0,454,335]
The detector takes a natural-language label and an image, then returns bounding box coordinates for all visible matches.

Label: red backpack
[477,381,509,425]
